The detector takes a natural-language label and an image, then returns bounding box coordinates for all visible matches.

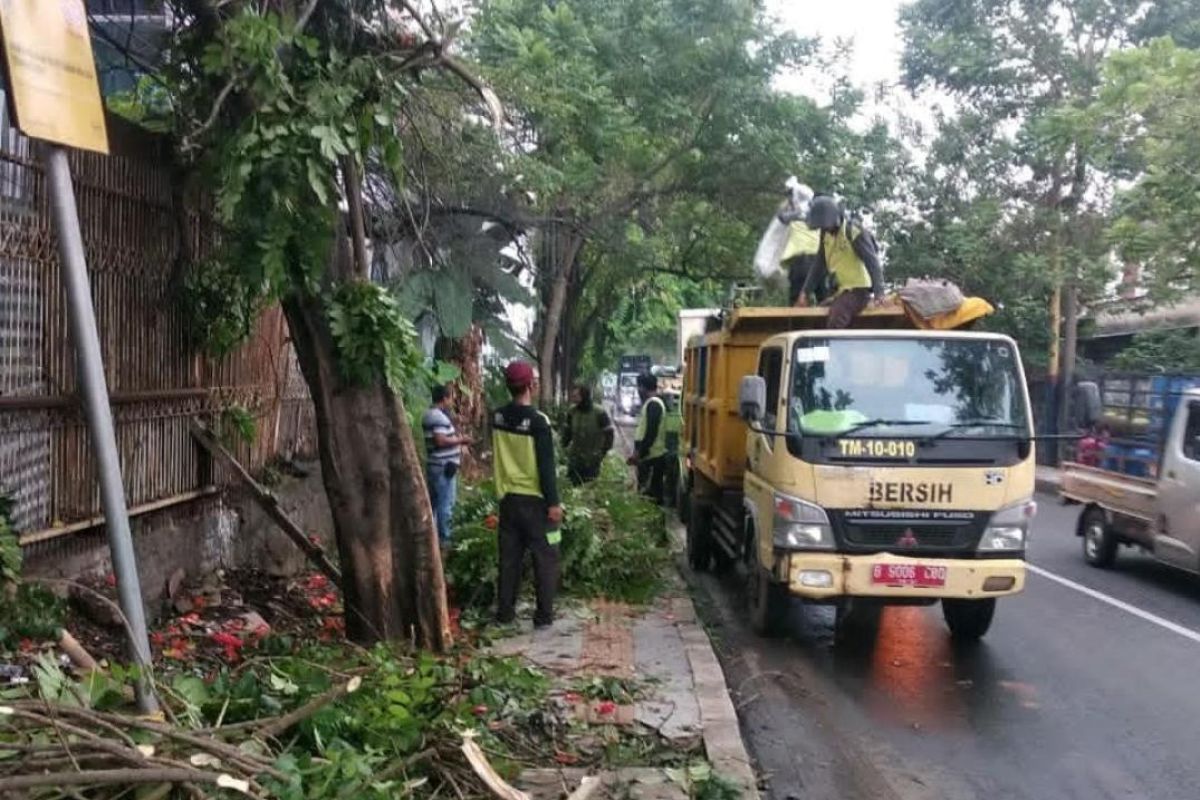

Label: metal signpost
[0,0,157,713]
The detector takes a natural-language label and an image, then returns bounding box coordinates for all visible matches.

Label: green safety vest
[823,221,871,294]
[663,398,683,455]
[567,407,607,466]
[635,396,668,460]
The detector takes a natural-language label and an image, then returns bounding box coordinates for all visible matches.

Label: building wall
[22,463,334,621]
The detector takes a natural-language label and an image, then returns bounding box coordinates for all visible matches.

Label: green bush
[445,458,669,610]
[0,496,66,649]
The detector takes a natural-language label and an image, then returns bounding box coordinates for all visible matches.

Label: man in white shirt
[422,385,470,545]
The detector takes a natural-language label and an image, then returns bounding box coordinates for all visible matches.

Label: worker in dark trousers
[797,195,885,327]
[627,373,668,503]
[491,361,563,629]
[563,384,615,485]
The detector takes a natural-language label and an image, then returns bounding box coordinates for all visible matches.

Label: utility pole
[43,144,158,714]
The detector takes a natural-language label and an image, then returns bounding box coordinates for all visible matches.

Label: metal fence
[0,110,316,547]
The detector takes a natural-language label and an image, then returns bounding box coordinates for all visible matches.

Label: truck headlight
[979,500,1037,552]
[773,492,833,550]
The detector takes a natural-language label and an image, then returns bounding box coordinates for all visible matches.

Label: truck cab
[682,307,1036,640]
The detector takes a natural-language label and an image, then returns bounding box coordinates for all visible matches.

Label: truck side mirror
[739,376,767,423]
[1074,381,1101,429]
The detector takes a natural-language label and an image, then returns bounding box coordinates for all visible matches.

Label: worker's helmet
[806,195,842,230]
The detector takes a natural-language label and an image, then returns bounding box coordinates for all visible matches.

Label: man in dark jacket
[563,384,615,485]
[491,361,563,629]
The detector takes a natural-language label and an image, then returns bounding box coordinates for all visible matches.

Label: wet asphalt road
[680,496,1200,800]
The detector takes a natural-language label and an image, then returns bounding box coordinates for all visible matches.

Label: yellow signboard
[0,0,109,153]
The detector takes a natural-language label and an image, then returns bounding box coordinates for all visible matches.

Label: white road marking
[1027,563,1200,645]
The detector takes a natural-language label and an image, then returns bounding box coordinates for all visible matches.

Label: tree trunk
[436,325,487,481]
[1057,283,1080,461]
[538,230,583,406]
[282,289,450,650]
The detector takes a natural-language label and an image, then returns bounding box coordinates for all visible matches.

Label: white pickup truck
[1061,388,1200,570]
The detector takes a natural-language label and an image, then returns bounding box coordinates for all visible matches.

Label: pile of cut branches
[0,640,583,799]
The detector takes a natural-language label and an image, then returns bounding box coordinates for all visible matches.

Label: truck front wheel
[1081,507,1118,568]
[686,501,713,572]
[747,549,788,637]
[677,477,691,526]
[942,598,996,641]
[834,600,883,643]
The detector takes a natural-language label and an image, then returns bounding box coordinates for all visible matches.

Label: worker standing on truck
[777,203,829,306]
[628,373,668,503]
[797,195,885,327]
[491,361,563,629]
[563,384,615,485]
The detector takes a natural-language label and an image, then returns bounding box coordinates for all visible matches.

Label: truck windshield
[788,337,1029,438]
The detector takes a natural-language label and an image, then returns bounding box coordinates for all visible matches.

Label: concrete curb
[670,593,761,797]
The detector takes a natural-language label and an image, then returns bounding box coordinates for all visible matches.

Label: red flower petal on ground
[210,632,243,649]
[563,692,582,704]
[554,751,579,765]
[149,632,165,647]
[472,704,489,716]
[104,574,117,588]
[181,612,202,626]
[18,638,35,653]
[484,515,499,530]
[595,701,617,715]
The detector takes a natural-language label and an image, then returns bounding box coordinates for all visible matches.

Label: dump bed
[682,305,915,490]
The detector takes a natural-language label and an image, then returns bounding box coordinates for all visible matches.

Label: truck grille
[832,511,988,554]
[842,524,971,549]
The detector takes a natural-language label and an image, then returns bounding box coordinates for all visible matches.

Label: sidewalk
[489,576,759,799]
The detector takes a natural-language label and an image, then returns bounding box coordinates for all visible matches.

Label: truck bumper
[781,552,1026,601]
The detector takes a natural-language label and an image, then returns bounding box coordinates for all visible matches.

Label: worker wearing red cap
[490,361,563,628]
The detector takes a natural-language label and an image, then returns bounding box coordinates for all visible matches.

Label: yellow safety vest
[635,396,668,460]
[822,222,871,294]
[781,222,820,263]
[663,397,683,455]
[492,407,551,500]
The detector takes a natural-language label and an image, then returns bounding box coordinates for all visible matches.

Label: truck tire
[1081,507,1118,568]
[942,598,996,641]
[686,501,713,572]
[834,600,883,643]
[747,548,788,637]
[677,477,691,526]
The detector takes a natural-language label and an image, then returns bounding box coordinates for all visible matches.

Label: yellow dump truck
[680,306,1037,640]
